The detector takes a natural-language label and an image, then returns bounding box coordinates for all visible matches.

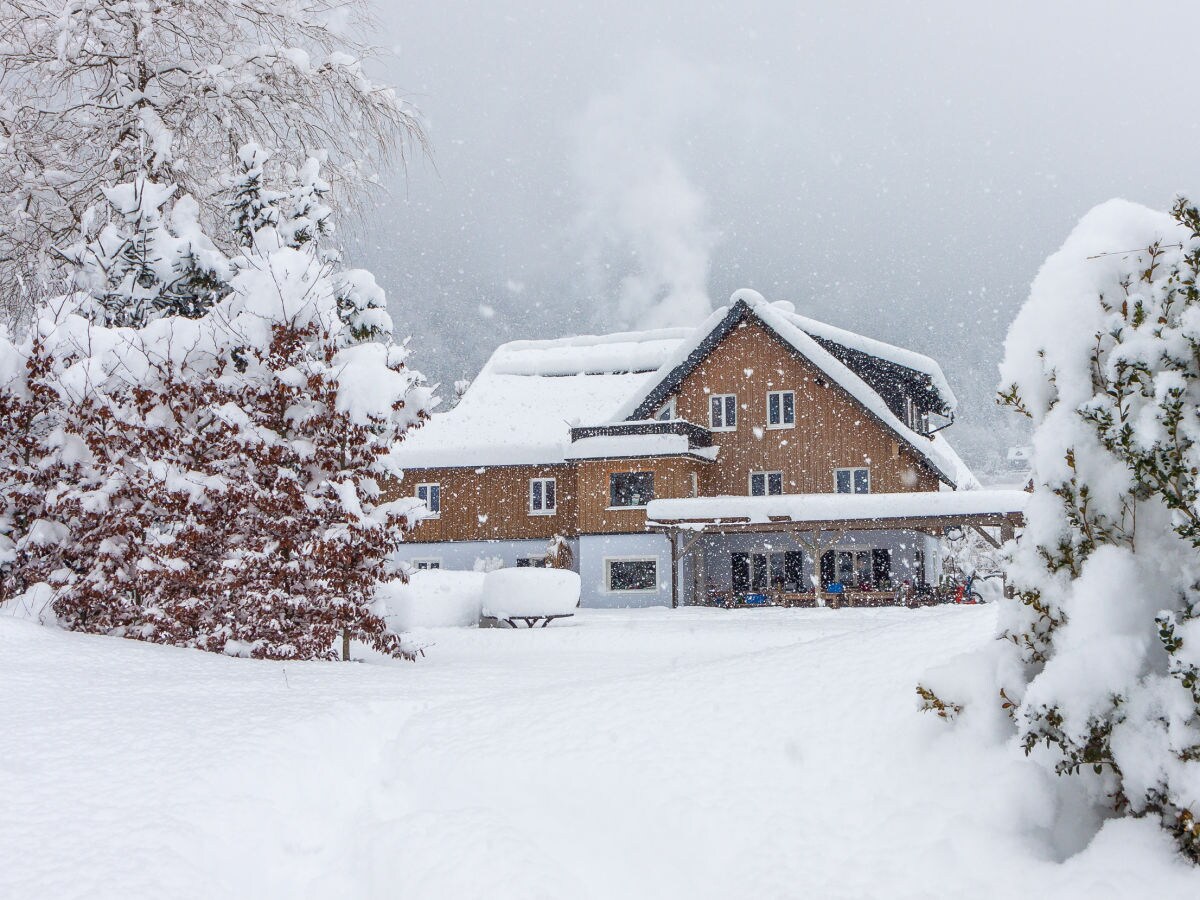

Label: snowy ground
[3,606,1197,899]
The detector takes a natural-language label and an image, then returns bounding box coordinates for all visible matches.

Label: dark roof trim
[624,299,955,487]
[628,300,753,420]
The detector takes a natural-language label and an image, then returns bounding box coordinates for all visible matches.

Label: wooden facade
[396,310,948,542]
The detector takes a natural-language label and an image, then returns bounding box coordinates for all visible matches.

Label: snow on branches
[0,173,433,661]
[0,0,425,318]
[934,198,1200,861]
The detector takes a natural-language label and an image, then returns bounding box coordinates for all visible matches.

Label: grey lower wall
[578,532,674,609]
[397,539,578,572]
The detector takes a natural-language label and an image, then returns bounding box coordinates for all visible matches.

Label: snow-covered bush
[481,568,581,619]
[380,571,486,630]
[928,197,1200,860]
[0,172,434,661]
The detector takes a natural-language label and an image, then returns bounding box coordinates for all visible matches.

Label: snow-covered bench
[480,568,580,628]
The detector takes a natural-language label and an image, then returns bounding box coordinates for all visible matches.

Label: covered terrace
[646,489,1030,608]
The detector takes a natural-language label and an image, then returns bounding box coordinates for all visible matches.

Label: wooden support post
[1000,518,1016,599]
[670,529,680,609]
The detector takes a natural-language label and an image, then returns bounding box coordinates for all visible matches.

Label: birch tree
[0,0,425,320]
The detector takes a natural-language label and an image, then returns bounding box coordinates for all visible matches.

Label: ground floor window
[516,557,548,568]
[606,558,658,592]
[412,559,441,570]
[731,551,805,592]
[819,549,891,590]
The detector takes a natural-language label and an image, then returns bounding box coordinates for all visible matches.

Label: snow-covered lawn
[3,606,1196,898]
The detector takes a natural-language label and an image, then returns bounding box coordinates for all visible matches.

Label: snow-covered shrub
[931,197,1200,860]
[380,571,486,630]
[481,568,581,619]
[0,173,434,661]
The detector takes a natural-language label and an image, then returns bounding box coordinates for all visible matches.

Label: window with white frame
[516,557,548,568]
[606,557,658,592]
[709,393,737,431]
[529,477,557,515]
[834,467,870,494]
[412,558,441,570]
[767,390,795,428]
[656,398,676,421]
[415,482,441,516]
[749,471,784,496]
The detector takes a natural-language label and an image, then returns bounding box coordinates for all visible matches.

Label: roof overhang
[645,489,1028,534]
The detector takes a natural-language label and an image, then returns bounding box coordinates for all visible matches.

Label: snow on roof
[768,301,958,411]
[393,328,690,468]
[395,290,970,480]
[646,489,1029,526]
[612,290,961,485]
[564,432,719,462]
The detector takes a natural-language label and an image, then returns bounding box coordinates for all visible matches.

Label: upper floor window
[656,398,676,421]
[610,471,655,508]
[834,467,870,494]
[709,394,737,431]
[415,482,441,516]
[767,391,795,428]
[529,477,557,515]
[750,471,784,496]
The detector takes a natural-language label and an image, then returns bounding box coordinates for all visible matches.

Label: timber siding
[574,456,706,533]
[401,463,576,542]
[666,319,940,495]
[397,316,943,542]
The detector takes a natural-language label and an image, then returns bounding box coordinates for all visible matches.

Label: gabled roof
[612,290,959,485]
[393,289,969,486]
[391,327,690,468]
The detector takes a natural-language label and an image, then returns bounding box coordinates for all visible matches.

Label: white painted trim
[528,476,558,516]
[414,482,441,518]
[604,556,660,593]
[833,467,871,494]
[708,393,738,431]
[765,390,796,429]
[748,470,785,496]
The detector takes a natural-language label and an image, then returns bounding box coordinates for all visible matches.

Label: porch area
[645,489,1029,608]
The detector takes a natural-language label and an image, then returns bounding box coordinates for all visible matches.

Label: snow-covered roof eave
[645,489,1029,527]
[612,290,961,487]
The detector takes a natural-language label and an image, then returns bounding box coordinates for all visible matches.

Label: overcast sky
[358,1,1200,470]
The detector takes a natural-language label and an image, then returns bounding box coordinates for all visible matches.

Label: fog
[359,1,1200,472]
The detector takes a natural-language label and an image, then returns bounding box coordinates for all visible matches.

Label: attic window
[656,398,676,421]
[834,468,870,494]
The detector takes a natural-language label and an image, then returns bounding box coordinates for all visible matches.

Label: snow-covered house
[393,290,1026,607]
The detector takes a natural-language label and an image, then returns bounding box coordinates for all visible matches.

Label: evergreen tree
[75,178,231,326]
[928,197,1200,861]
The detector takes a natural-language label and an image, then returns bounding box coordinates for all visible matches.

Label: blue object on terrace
[745,592,768,605]
[827,582,845,594]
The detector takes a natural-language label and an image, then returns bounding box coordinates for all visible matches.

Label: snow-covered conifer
[932,197,1200,861]
[75,178,231,326]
